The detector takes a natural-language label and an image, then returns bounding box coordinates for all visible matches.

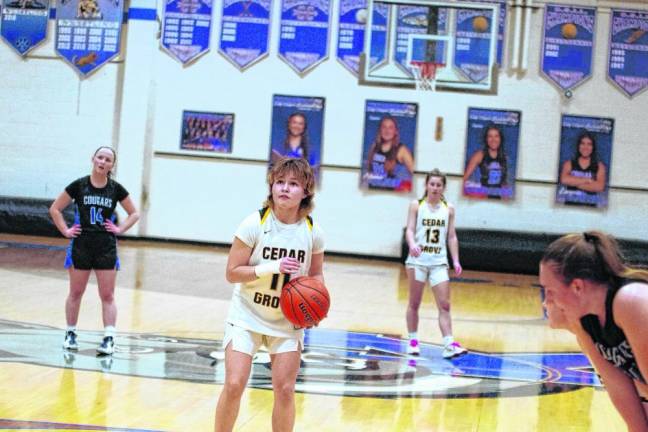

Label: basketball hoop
[410,61,444,92]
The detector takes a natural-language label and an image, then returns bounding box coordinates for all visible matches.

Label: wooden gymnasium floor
[0,233,626,431]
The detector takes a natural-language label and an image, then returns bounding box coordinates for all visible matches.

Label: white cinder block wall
[1,0,646,257]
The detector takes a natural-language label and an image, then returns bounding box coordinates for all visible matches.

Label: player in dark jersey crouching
[540,231,648,430]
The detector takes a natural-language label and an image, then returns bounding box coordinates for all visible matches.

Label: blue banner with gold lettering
[219,0,271,70]
[454,8,494,82]
[336,0,386,76]
[1,0,50,56]
[395,6,447,73]
[161,0,213,65]
[278,0,331,76]
[541,4,595,92]
[54,0,124,77]
[608,9,648,98]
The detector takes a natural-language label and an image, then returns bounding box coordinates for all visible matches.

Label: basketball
[561,22,578,39]
[280,276,330,328]
[355,8,367,24]
[472,15,489,32]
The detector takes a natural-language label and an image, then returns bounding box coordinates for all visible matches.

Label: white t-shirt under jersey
[226,208,325,338]
[405,200,449,267]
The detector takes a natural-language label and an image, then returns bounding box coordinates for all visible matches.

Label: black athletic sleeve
[114,181,129,202]
[64,177,83,201]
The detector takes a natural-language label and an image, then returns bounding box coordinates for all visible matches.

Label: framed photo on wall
[360,100,417,192]
[462,107,521,200]
[269,95,325,183]
[180,111,234,153]
[556,115,614,208]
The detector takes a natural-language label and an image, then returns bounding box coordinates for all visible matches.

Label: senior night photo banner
[462,108,521,200]
[180,111,234,153]
[360,100,417,193]
[219,0,272,70]
[607,9,648,98]
[278,0,331,76]
[269,95,325,183]
[1,0,49,56]
[556,115,614,209]
[161,0,213,65]
[55,0,124,77]
[541,4,595,93]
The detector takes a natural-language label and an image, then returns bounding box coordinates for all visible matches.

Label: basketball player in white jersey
[404,169,466,359]
[215,158,325,432]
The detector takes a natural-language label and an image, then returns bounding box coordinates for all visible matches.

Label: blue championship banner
[1,0,50,56]
[556,115,614,209]
[360,100,417,193]
[394,6,447,73]
[161,0,213,65]
[219,0,272,71]
[336,0,387,76]
[269,95,325,183]
[608,9,648,99]
[462,108,521,200]
[54,0,124,77]
[278,0,332,76]
[541,4,595,92]
[458,0,506,65]
[453,8,494,82]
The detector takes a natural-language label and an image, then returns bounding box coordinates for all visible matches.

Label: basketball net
[410,61,444,92]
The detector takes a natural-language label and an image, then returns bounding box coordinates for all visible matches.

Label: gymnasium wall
[1,0,647,260]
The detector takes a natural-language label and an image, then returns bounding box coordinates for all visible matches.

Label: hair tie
[583,232,596,243]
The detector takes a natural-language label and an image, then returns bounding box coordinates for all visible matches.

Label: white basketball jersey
[227,208,325,338]
[405,200,449,267]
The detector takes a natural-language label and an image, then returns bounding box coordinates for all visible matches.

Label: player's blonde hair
[264,157,315,218]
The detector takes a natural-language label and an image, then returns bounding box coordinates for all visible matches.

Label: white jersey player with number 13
[404,168,466,359]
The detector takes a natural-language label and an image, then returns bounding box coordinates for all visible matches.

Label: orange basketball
[280,276,330,328]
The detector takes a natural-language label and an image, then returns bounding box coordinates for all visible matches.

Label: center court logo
[0,319,599,399]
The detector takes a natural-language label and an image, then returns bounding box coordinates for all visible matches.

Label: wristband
[254,261,281,277]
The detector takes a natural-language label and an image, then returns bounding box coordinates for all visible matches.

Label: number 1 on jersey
[270,273,291,291]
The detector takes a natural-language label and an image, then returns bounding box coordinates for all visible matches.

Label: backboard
[358,0,500,93]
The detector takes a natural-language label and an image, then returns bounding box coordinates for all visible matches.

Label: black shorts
[66,234,118,270]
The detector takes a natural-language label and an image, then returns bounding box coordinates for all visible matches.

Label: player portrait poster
[269,95,325,183]
[462,108,521,200]
[161,0,213,65]
[607,9,648,98]
[278,0,331,76]
[556,115,614,208]
[180,111,234,153]
[1,0,50,56]
[540,4,595,93]
[360,100,417,193]
[54,0,125,77]
[219,0,272,71]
